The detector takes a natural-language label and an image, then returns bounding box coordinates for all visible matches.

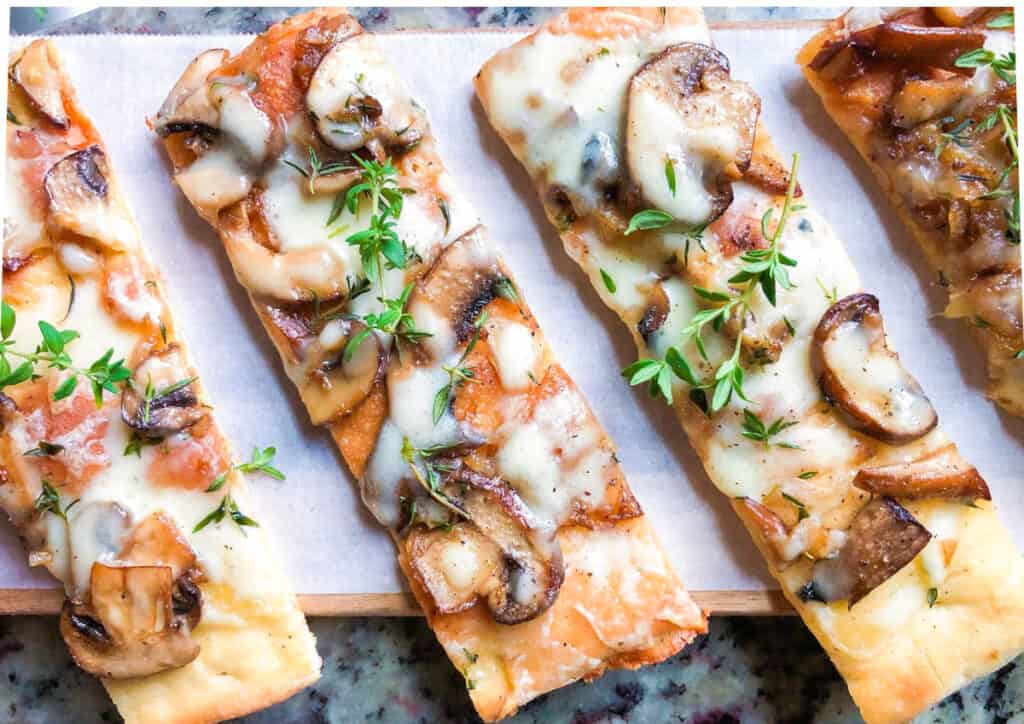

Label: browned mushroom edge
[624,43,761,228]
[813,293,938,444]
[121,344,206,439]
[10,41,69,128]
[799,497,931,607]
[808,21,985,73]
[853,444,990,501]
[404,460,565,626]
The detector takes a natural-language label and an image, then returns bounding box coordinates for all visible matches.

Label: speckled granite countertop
[5,6,1024,724]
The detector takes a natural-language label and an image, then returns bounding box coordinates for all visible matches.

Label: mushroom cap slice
[44,146,137,252]
[626,43,760,228]
[298,318,385,426]
[637,281,671,341]
[810,497,931,606]
[443,467,565,625]
[306,32,427,156]
[847,22,985,70]
[854,444,990,501]
[61,563,200,679]
[404,522,505,615]
[152,48,229,137]
[412,226,505,354]
[813,293,938,444]
[121,344,206,439]
[10,40,69,128]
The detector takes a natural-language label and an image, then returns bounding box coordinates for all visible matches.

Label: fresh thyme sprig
[139,375,197,426]
[623,153,802,413]
[0,302,131,406]
[741,409,801,450]
[432,313,487,424]
[193,494,259,534]
[205,445,285,493]
[34,480,78,522]
[934,116,975,159]
[339,156,418,289]
[282,146,354,195]
[400,438,465,517]
[309,276,372,331]
[624,209,673,235]
[343,283,432,363]
[979,103,1020,244]
[955,47,1015,85]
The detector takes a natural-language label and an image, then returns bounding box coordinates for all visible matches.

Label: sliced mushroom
[152,49,229,137]
[121,344,205,439]
[413,226,505,352]
[297,318,386,425]
[218,185,356,302]
[306,33,427,157]
[61,563,200,679]
[637,282,670,341]
[405,522,505,615]
[825,22,986,70]
[44,146,136,252]
[891,76,971,129]
[735,497,791,566]
[808,497,930,606]
[10,40,69,128]
[813,294,938,444]
[120,513,203,631]
[854,444,990,500]
[293,14,363,92]
[443,467,564,625]
[625,43,760,228]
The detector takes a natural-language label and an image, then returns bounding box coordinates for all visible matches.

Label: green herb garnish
[741,409,800,449]
[0,303,131,406]
[600,268,617,294]
[432,313,487,424]
[193,494,259,534]
[624,209,673,235]
[206,445,285,493]
[34,480,78,522]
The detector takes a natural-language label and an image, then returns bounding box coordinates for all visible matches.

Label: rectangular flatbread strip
[798,7,1022,415]
[475,7,1024,724]
[3,40,320,724]
[151,9,706,722]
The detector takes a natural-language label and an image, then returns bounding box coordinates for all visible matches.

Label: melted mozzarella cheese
[496,387,606,530]
[483,22,704,212]
[488,319,539,391]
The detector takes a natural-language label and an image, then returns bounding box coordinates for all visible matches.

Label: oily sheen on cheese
[154,10,705,722]
[3,40,320,724]
[475,8,1024,724]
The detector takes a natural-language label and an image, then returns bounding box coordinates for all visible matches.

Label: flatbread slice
[3,40,320,723]
[152,9,706,722]
[798,7,1022,415]
[475,8,1024,723]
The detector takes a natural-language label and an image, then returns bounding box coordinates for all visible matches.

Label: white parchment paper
[3,27,1022,598]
